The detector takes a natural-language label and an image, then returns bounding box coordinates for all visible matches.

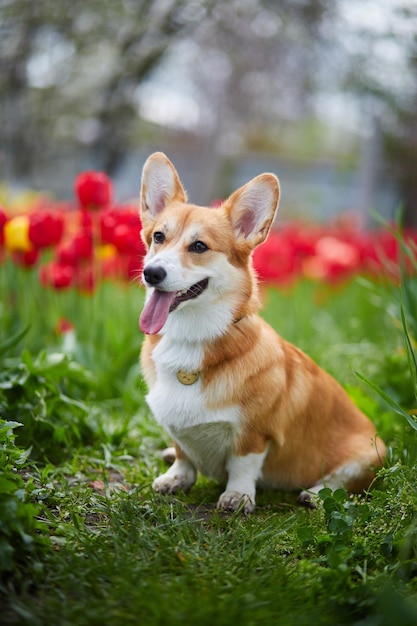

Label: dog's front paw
[152,474,186,494]
[152,461,196,495]
[217,490,255,514]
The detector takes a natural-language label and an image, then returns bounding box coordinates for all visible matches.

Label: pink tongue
[139,289,176,335]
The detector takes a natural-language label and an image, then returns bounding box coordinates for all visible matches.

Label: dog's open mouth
[169,278,209,312]
[139,278,209,335]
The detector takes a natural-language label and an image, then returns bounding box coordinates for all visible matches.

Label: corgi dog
[139,152,385,513]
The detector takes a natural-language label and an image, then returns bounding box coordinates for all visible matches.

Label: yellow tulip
[4,215,32,251]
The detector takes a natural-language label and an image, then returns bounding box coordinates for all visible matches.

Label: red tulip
[79,208,93,230]
[113,223,145,255]
[253,232,299,285]
[56,242,80,267]
[303,236,360,283]
[28,210,64,249]
[72,231,93,259]
[74,171,113,210]
[40,263,74,289]
[117,206,141,229]
[54,318,74,335]
[99,210,117,244]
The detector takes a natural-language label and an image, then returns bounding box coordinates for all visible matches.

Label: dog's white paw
[217,490,255,514]
[152,461,196,494]
[152,474,184,494]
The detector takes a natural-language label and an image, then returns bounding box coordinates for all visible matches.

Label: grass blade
[371,210,417,275]
[356,371,417,431]
[400,297,417,401]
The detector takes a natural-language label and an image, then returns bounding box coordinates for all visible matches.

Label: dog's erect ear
[140,152,187,218]
[224,174,280,248]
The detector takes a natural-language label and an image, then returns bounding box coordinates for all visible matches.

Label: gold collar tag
[176,370,200,385]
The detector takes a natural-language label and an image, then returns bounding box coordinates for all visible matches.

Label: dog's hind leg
[297,452,383,509]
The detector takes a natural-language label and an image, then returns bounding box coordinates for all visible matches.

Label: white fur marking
[217,450,268,513]
[298,459,367,506]
[152,458,196,494]
[147,376,241,431]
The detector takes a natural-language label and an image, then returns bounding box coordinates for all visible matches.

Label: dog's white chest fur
[146,335,240,479]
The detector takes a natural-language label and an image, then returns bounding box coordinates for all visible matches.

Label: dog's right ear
[140,152,187,218]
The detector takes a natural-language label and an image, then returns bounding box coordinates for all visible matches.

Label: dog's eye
[153,232,165,244]
[189,241,209,253]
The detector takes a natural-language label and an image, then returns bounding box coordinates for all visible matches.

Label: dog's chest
[146,335,241,431]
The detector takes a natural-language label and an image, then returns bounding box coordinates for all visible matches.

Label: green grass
[1,268,417,626]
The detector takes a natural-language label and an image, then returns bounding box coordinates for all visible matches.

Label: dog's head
[139,152,280,338]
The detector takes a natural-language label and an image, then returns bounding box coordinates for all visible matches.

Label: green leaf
[0,475,20,495]
[0,421,23,433]
[0,537,14,570]
[0,326,30,357]
[297,526,315,544]
[58,393,89,413]
[333,489,347,503]
[0,365,30,389]
[318,488,332,501]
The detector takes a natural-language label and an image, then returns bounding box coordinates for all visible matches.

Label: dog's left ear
[140,152,187,219]
[224,174,280,248]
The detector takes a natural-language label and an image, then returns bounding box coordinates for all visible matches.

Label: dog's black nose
[143,266,167,286]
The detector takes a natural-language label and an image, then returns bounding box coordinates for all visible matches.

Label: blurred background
[1,0,416,226]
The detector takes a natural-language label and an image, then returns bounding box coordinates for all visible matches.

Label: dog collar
[176,370,200,385]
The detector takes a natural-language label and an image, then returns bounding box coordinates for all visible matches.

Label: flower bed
[253,218,417,285]
[0,171,145,292]
[1,170,416,291]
